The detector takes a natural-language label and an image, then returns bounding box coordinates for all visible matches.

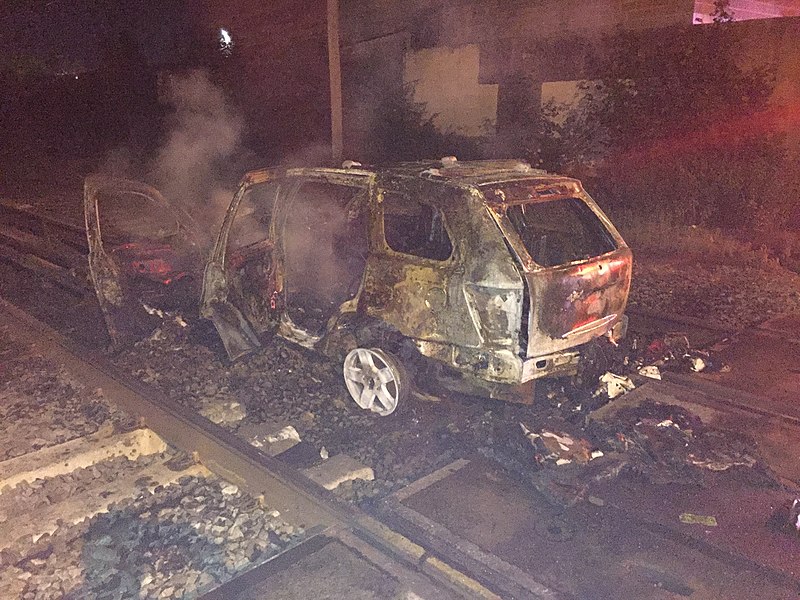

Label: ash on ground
[0,330,137,461]
[111,316,780,509]
[2,470,302,600]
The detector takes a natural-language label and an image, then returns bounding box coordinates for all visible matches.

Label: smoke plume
[149,70,243,235]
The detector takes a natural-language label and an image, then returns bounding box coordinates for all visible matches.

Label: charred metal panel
[84,175,204,347]
[524,249,632,356]
[484,183,632,368]
[362,178,478,348]
[359,178,528,384]
[457,186,526,349]
[200,261,261,360]
[201,177,272,359]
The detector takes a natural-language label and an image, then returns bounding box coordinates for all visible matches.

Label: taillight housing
[463,284,523,347]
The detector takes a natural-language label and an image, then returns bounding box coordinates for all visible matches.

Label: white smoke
[149,70,243,235]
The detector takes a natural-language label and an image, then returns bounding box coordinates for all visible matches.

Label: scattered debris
[142,305,189,328]
[597,372,636,399]
[644,334,690,365]
[690,357,706,372]
[588,400,768,486]
[220,482,239,495]
[302,454,374,490]
[679,513,718,527]
[199,400,247,427]
[788,499,800,533]
[636,332,727,375]
[521,423,594,466]
[237,422,301,456]
[638,365,662,380]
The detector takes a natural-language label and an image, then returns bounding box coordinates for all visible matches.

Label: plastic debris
[644,334,690,365]
[632,333,727,375]
[679,513,718,527]
[638,365,662,380]
[690,357,706,372]
[597,372,636,399]
[520,423,596,465]
[789,499,800,533]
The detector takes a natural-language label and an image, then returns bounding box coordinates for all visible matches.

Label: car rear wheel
[343,348,408,416]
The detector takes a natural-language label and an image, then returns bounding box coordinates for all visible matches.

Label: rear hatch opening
[483,180,632,362]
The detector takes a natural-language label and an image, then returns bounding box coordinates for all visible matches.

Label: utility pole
[327,0,343,164]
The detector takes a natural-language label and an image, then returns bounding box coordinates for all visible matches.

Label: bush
[523,23,799,232]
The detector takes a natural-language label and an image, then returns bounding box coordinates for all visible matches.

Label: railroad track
[0,199,92,298]
[0,297,561,600]
[5,293,800,599]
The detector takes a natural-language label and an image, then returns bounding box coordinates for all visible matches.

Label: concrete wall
[694,0,800,23]
[340,0,697,141]
[404,45,498,136]
[188,0,800,159]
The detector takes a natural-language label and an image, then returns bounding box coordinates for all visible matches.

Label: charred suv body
[85,159,631,414]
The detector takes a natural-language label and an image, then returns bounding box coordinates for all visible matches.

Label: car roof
[250,159,578,184]
[366,159,568,187]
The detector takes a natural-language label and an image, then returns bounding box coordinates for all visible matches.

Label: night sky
[0,0,191,72]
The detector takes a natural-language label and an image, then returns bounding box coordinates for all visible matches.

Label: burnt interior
[98,189,195,309]
[382,191,453,261]
[505,198,617,267]
[225,181,280,333]
[98,190,180,245]
[282,180,368,336]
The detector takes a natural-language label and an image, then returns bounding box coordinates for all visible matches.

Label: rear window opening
[504,198,617,267]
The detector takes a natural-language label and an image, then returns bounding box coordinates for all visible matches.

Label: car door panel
[83,175,202,348]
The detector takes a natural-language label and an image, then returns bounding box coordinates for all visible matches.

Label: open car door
[200,170,284,360]
[84,175,203,348]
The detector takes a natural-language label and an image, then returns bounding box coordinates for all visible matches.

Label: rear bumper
[608,313,629,344]
[519,313,628,381]
[412,313,629,386]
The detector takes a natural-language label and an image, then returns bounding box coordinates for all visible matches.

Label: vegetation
[554,23,799,229]
[357,83,485,163]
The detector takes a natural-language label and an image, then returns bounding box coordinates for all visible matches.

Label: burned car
[85,159,631,415]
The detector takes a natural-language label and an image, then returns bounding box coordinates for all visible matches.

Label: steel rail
[0,296,542,599]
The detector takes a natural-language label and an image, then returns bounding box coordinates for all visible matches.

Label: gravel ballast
[0,329,136,461]
[629,260,800,330]
[0,323,305,600]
